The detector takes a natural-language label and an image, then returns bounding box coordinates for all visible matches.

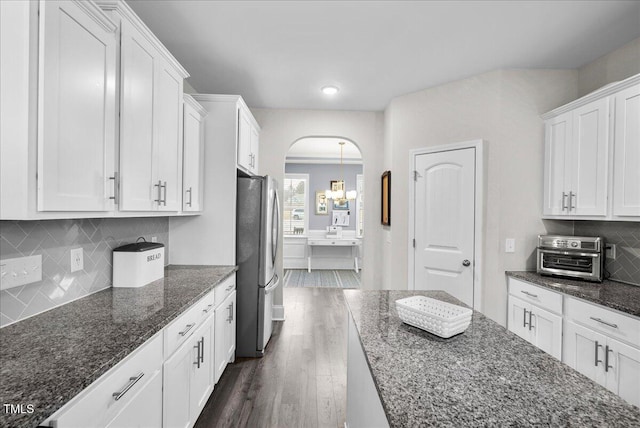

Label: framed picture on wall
[381,171,391,226]
[333,199,349,210]
[330,180,344,193]
[315,191,328,215]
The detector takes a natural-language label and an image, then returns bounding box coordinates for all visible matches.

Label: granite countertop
[506,271,640,318]
[343,290,640,427]
[0,265,237,428]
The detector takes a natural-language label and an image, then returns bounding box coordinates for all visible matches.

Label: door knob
[462,259,471,267]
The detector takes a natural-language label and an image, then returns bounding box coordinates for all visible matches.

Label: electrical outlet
[606,244,617,260]
[0,255,42,290]
[151,236,158,243]
[505,238,515,253]
[70,248,83,272]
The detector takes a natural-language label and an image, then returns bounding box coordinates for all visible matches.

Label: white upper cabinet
[106,1,189,212]
[237,104,260,175]
[38,1,117,212]
[182,95,207,212]
[542,73,640,220]
[612,83,640,217]
[543,99,608,217]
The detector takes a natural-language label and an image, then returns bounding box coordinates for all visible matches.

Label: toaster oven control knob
[571,242,578,248]
[462,259,471,267]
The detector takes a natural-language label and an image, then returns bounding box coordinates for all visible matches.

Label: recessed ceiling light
[321,85,339,95]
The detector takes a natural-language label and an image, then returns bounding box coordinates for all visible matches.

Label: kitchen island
[0,265,236,428]
[343,290,640,427]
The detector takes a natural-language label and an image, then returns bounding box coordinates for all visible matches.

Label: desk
[307,238,361,273]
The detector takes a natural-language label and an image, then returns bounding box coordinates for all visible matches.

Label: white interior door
[413,148,475,307]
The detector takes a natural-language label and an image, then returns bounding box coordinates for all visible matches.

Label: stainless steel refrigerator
[236,175,280,357]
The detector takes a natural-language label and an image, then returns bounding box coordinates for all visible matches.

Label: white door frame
[408,139,486,311]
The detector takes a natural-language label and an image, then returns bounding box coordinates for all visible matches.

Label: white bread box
[112,241,165,288]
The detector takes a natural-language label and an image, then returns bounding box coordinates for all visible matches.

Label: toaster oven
[536,235,604,282]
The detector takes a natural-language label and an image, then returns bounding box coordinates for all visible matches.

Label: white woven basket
[395,296,472,338]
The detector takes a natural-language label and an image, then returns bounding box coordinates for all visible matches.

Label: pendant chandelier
[326,142,357,202]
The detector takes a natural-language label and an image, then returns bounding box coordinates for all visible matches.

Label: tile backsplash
[574,221,640,286]
[0,217,169,327]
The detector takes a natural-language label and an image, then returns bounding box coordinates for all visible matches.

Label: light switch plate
[0,255,42,290]
[70,248,83,272]
[505,238,515,253]
[606,244,617,259]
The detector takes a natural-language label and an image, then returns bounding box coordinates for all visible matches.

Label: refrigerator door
[257,273,279,352]
[259,176,279,287]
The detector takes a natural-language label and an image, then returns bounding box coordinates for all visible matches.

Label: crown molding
[72,0,117,33]
[95,0,189,78]
[542,73,640,119]
[183,94,207,117]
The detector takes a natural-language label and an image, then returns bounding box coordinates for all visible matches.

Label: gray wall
[285,163,363,231]
[0,218,169,327]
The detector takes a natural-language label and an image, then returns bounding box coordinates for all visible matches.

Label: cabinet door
[183,99,204,212]
[163,334,197,428]
[154,59,183,212]
[237,108,253,172]
[119,20,156,211]
[38,0,117,211]
[530,305,562,360]
[613,83,640,217]
[507,295,531,342]
[227,291,237,363]
[563,320,607,386]
[214,297,229,384]
[190,316,214,421]
[543,112,572,216]
[250,126,259,173]
[571,98,609,216]
[605,338,640,408]
[106,370,162,428]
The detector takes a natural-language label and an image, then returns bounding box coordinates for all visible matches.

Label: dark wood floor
[194,288,347,428]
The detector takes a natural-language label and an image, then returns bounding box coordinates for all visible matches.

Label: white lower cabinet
[163,314,214,428]
[214,288,236,383]
[45,333,163,428]
[563,297,640,408]
[507,279,563,360]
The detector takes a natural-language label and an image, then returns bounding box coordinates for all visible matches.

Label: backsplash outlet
[0,217,169,327]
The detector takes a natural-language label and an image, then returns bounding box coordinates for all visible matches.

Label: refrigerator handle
[264,274,279,294]
[272,188,280,267]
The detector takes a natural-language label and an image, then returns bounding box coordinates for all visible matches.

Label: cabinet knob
[462,259,471,267]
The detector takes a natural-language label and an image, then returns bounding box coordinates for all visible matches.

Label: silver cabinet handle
[528,311,534,331]
[605,345,613,372]
[521,290,538,298]
[179,323,195,336]
[113,373,144,401]
[154,180,162,204]
[225,284,234,292]
[569,191,575,211]
[161,181,167,206]
[595,341,603,367]
[200,337,205,364]
[186,187,192,207]
[109,172,119,204]
[203,304,213,314]
[590,317,618,329]
[523,308,529,328]
[194,339,201,368]
[462,259,471,267]
[562,192,568,211]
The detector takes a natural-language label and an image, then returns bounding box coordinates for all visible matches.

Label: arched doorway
[281,137,364,288]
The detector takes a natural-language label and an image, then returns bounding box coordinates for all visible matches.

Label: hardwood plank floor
[194,288,347,428]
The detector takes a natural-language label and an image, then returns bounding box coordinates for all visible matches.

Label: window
[283,174,308,235]
[356,174,364,237]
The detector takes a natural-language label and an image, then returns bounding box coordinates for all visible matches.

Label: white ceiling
[286,138,362,163]
[127,0,640,111]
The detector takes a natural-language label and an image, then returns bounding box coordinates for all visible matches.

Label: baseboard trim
[272,304,285,321]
